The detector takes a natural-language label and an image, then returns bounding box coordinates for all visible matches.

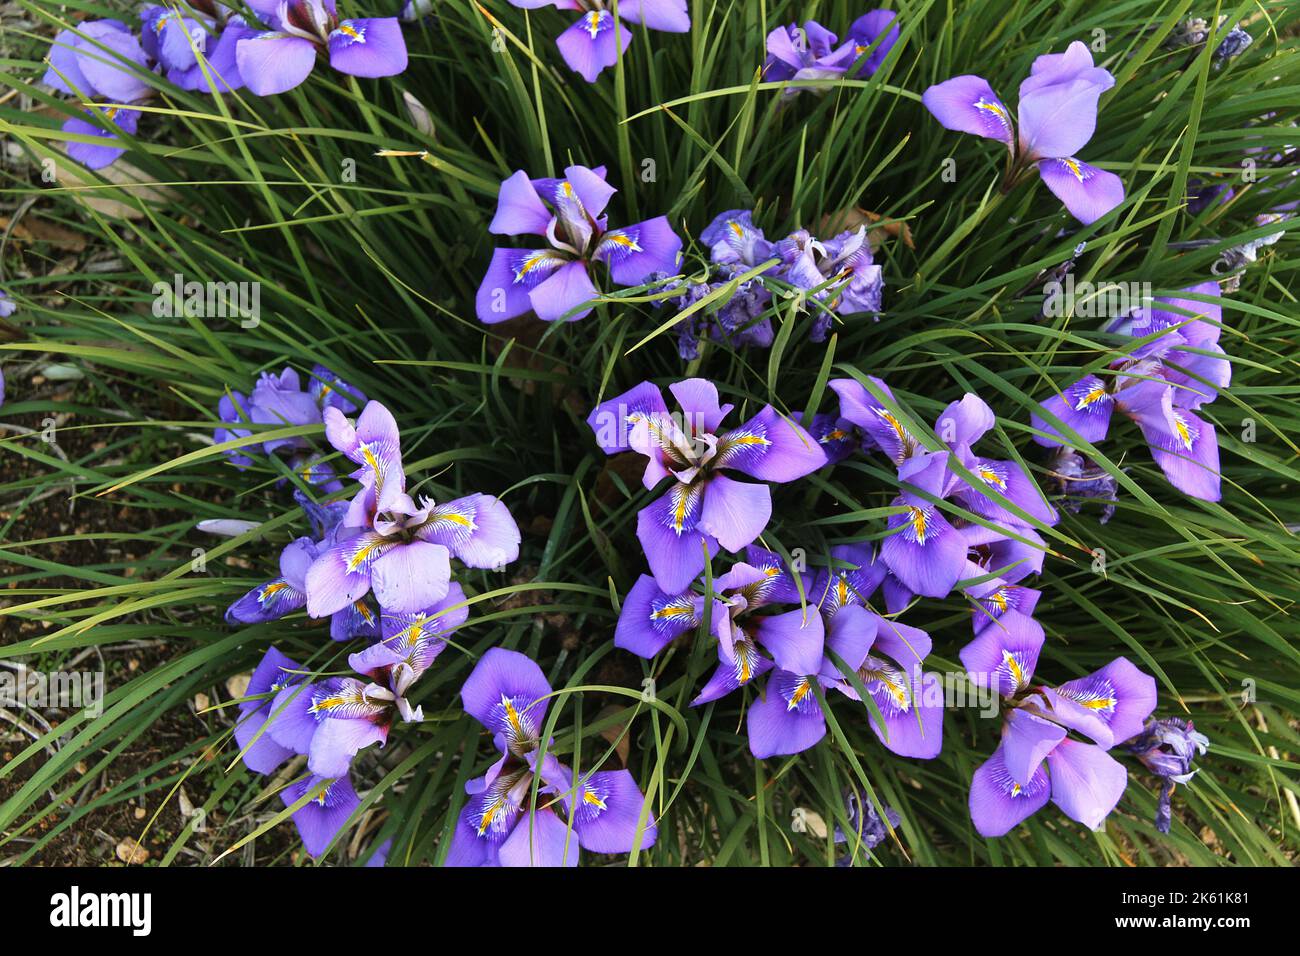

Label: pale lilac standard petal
[594,216,682,286]
[236,32,317,96]
[566,769,657,853]
[820,604,878,678]
[1002,709,1066,786]
[1047,739,1128,830]
[555,11,631,83]
[475,247,568,323]
[1035,687,1114,748]
[617,0,690,32]
[698,474,771,552]
[1038,157,1125,225]
[969,744,1050,837]
[283,775,359,858]
[460,647,552,741]
[498,807,578,867]
[752,608,825,676]
[561,164,617,221]
[1030,375,1114,448]
[869,614,934,668]
[236,718,295,774]
[714,405,827,482]
[73,24,152,102]
[934,392,995,450]
[1017,77,1108,160]
[959,610,1044,697]
[747,671,826,758]
[668,378,733,431]
[370,540,451,613]
[529,259,599,322]
[489,170,552,237]
[636,484,716,594]
[328,18,407,79]
[921,75,1013,144]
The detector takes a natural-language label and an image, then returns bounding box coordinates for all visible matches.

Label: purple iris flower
[231,646,361,858]
[830,379,1057,599]
[922,41,1125,225]
[508,1,690,83]
[304,400,521,617]
[446,648,657,866]
[235,0,407,96]
[960,611,1158,835]
[141,3,254,92]
[1031,282,1228,501]
[43,20,152,170]
[211,364,365,471]
[776,227,883,340]
[587,378,827,592]
[1123,717,1209,833]
[476,164,683,324]
[764,11,899,98]
[43,20,152,102]
[262,620,452,779]
[747,544,944,760]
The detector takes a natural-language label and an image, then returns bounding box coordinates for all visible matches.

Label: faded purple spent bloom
[1031,282,1227,502]
[776,228,883,340]
[1045,447,1120,523]
[511,1,690,83]
[235,0,407,96]
[764,12,897,98]
[669,210,779,358]
[1124,717,1209,833]
[61,106,141,171]
[43,20,152,102]
[833,785,900,863]
[586,378,826,592]
[249,367,320,452]
[922,41,1124,225]
[476,164,682,324]
[446,648,657,866]
[305,400,521,617]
